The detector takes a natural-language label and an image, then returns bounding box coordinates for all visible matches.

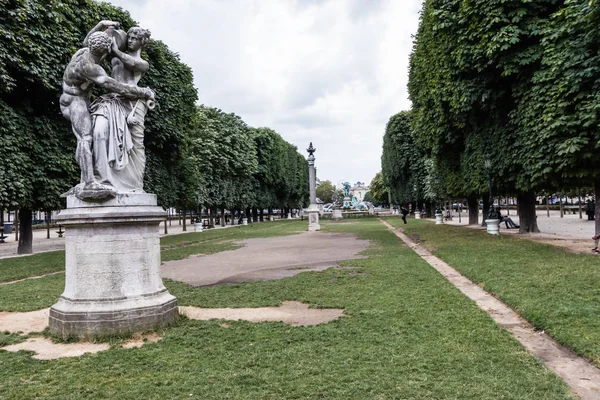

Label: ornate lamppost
[306,142,321,231]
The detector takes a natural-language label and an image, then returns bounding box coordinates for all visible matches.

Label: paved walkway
[161,231,369,286]
[417,210,597,254]
[0,219,273,259]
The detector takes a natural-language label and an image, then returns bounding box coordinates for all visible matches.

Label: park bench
[56,225,64,238]
[563,205,578,215]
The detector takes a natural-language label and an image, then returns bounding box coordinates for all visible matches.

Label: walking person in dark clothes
[401,206,409,224]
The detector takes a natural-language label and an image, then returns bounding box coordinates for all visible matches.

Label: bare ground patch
[180,301,345,326]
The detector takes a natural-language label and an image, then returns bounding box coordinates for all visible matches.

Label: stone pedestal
[485,218,500,235]
[287,212,292,219]
[242,218,248,226]
[49,193,178,338]
[343,197,352,209]
[194,222,203,232]
[435,213,444,225]
[332,209,343,220]
[415,211,421,219]
[269,215,274,222]
[307,207,320,231]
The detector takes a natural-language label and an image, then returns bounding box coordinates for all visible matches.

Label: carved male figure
[59,28,154,199]
[88,22,154,191]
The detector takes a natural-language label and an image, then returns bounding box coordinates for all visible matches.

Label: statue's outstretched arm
[83,20,120,46]
[87,65,153,100]
[110,39,149,73]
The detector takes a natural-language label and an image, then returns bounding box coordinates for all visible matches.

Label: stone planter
[414,211,421,220]
[435,213,444,225]
[194,222,203,232]
[485,218,500,235]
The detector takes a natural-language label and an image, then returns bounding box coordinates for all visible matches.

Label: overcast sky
[107,0,422,187]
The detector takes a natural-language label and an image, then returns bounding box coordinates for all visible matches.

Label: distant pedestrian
[401,206,409,224]
[586,200,595,221]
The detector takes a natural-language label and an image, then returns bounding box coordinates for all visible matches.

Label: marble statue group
[60,20,155,201]
[51,21,178,337]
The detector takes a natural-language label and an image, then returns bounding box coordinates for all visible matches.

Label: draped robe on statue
[90,94,148,192]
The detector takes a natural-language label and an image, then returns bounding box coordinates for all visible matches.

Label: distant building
[350,181,369,202]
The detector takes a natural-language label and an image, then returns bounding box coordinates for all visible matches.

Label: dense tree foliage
[405,0,574,232]
[381,111,429,207]
[516,0,600,233]
[368,172,389,207]
[316,180,335,204]
[0,1,308,251]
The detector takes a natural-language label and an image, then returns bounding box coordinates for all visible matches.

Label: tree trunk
[208,208,214,227]
[17,209,33,254]
[260,209,264,222]
[46,210,51,239]
[559,193,564,218]
[14,210,18,241]
[546,195,550,217]
[182,210,187,232]
[578,193,583,219]
[517,191,540,233]
[252,207,258,223]
[595,175,600,235]
[164,216,168,234]
[425,202,433,218]
[481,196,490,227]
[232,209,236,226]
[467,195,479,225]
[179,209,182,225]
[245,207,251,223]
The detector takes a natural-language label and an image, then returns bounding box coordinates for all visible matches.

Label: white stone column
[49,193,178,337]
[306,142,320,231]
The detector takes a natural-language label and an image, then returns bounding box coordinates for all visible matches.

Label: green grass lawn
[0,251,65,283]
[386,216,600,368]
[0,220,572,399]
[0,220,306,283]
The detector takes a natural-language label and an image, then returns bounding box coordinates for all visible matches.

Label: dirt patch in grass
[1,337,110,360]
[121,332,163,349]
[180,301,344,326]
[0,308,49,334]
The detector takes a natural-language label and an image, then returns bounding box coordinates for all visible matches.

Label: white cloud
[107,0,422,186]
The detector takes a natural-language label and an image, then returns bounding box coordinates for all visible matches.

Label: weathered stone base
[307,208,320,231]
[49,292,178,337]
[332,209,343,220]
[50,193,178,338]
